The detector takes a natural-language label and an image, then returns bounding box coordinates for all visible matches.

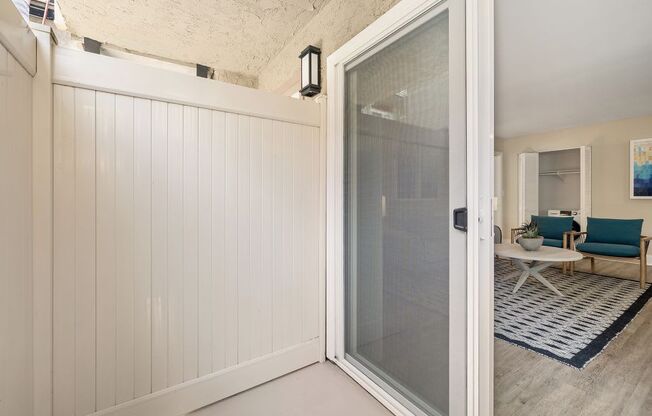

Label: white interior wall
[51,52,323,415]
[0,41,34,416]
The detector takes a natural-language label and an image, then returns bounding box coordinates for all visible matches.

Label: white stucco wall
[258,0,400,94]
[55,0,402,91]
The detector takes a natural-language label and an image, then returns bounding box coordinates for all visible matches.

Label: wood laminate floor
[495,261,652,416]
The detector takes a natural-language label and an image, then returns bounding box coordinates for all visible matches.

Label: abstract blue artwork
[631,138,652,198]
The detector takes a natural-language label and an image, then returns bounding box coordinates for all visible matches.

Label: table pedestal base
[511,259,562,296]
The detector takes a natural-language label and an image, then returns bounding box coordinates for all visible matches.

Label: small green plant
[519,220,540,239]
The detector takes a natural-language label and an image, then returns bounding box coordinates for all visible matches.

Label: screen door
[340,1,466,415]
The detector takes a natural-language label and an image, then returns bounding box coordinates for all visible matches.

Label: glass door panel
[343,4,465,415]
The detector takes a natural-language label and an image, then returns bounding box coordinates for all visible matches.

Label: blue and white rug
[494,258,652,368]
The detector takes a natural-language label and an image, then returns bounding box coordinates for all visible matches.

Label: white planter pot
[517,236,544,251]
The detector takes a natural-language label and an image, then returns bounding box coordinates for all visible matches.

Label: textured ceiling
[57,0,329,81]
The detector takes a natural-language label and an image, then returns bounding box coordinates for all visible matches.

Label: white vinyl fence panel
[53,84,321,415]
[0,42,33,416]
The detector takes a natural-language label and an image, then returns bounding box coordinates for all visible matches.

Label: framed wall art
[631,138,652,199]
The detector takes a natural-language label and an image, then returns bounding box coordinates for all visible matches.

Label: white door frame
[325,0,494,415]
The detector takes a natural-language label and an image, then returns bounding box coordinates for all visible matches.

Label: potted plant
[516,220,544,251]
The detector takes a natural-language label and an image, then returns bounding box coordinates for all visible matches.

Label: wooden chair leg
[641,259,646,289]
[641,239,648,288]
[590,257,595,274]
[562,234,568,275]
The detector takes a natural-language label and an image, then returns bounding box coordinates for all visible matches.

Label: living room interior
[493,1,652,415]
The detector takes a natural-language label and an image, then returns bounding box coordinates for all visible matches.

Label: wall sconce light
[299,45,321,97]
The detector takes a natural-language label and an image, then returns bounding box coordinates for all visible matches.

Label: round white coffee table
[495,244,583,296]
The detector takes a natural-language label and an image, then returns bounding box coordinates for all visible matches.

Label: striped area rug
[494,258,652,368]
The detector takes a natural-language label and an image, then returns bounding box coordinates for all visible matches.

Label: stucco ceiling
[496,0,652,138]
[57,0,329,81]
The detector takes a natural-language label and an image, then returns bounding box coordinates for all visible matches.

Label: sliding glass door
[331,1,467,415]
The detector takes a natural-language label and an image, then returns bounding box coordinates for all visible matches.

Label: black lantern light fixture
[299,45,321,97]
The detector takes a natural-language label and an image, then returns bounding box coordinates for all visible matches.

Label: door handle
[453,207,468,232]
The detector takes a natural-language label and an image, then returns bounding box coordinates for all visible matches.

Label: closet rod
[539,169,580,176]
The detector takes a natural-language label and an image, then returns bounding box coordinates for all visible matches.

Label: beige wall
[496,114,652,236]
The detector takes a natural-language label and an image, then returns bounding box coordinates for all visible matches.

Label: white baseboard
[91,339,321,416]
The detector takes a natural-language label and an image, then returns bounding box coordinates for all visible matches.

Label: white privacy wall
[53,84,321,415]
[0,43,33,416]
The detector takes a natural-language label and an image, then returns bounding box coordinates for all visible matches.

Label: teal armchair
[566,217,650,288]
[511,215,575,248]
